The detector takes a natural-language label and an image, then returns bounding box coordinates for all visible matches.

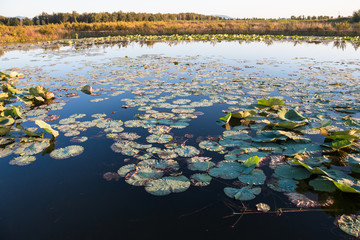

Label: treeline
[0,11,224,26]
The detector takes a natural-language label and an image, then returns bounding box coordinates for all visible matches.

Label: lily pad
[125,167,164,186]
[224,186,261,201]
[174,146,200,157]
[274,165,311,180]
[336,215,360,238]
[199,141,225,152]
[208,161,244,180]
[145,175,191,196]
[117,164,136,177]
[146,134,173,144]
[50,145,84,159]
[190,173,212,187]
[238,169,266,185]
[9,155,36,166]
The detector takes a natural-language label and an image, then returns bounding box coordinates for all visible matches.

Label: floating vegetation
[50,145,84,159]
[1,40,360,238]
[9,155,36,166]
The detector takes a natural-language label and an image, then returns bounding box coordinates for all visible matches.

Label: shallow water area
[0,39,360,240]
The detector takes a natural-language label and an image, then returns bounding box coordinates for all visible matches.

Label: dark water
[0,40,359,240]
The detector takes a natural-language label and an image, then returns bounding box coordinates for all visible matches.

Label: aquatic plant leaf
[224,186,261,201]
[50,145,84,159]
[238,169,266,185]
[145,175,190,196]
[278,108,306,122]
[14,140,50,156]
[325,130,360,142]
[174,146,199,157]
[29,86,55,100]
[291,160,328,175]
[117,164,136,177]
[269,121,307,130]
[309,177,336,192]
[236,152,269,162]
[125,167,164,186]
[16,124,41,137]
[0,117,15,126]
[256,203,270,212]
[243,156,260,168]
[187,157,215,172]
[258,98,284,108]
[282,142,322,156]
[304,157,331,167]
[190,173,212,187]
[0,148,12,158]
[35,120,59,138]
[277,130,311,142]
[81,85,93,95]
[231,110,256,119]
[274,165,310,180]
[267,177,298,192]
[199,141,225,152]
[331,179,360,194]
[219,113,231,123]
[313,120,332,129]
[323,139,353,150]
[336,215,360,238]
[209,161,243,180]
[138,159,179,171]
[9,155,36,166]
[11,106,22,119]
[146,134,173,144]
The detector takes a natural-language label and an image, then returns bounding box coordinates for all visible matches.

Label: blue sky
[2,0,359,18]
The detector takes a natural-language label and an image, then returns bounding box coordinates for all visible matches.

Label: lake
[0,38,360,240]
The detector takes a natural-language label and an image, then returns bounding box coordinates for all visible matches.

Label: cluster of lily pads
[1,47,360,237]
[0,71,85,165]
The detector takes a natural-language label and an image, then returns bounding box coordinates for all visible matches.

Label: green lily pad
[187,157,215,172]
[267,177,298,192]
[145,175,191,196]
[14,140,50,156]
[125,167,164,186]
[236,152,268,163]
[9,155,36,166]
[208,161,244,180]
[274,164,311,180]
[117,164,136,177]
[224,186,261,201]
[174,146,199,157]
[146,134,173,144]
[199,141,225,152]
[258,98,284,108]
[309,177,336,192]
[238,169,266,185]
[282,142,322,156]
[278,108,306,122]
[190,173,212,187]
[138,159,179,171]
[50,145,84,159]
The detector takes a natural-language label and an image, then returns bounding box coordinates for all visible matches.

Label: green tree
[353,9,360,22]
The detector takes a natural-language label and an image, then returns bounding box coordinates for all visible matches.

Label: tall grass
[0,20,359,43]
